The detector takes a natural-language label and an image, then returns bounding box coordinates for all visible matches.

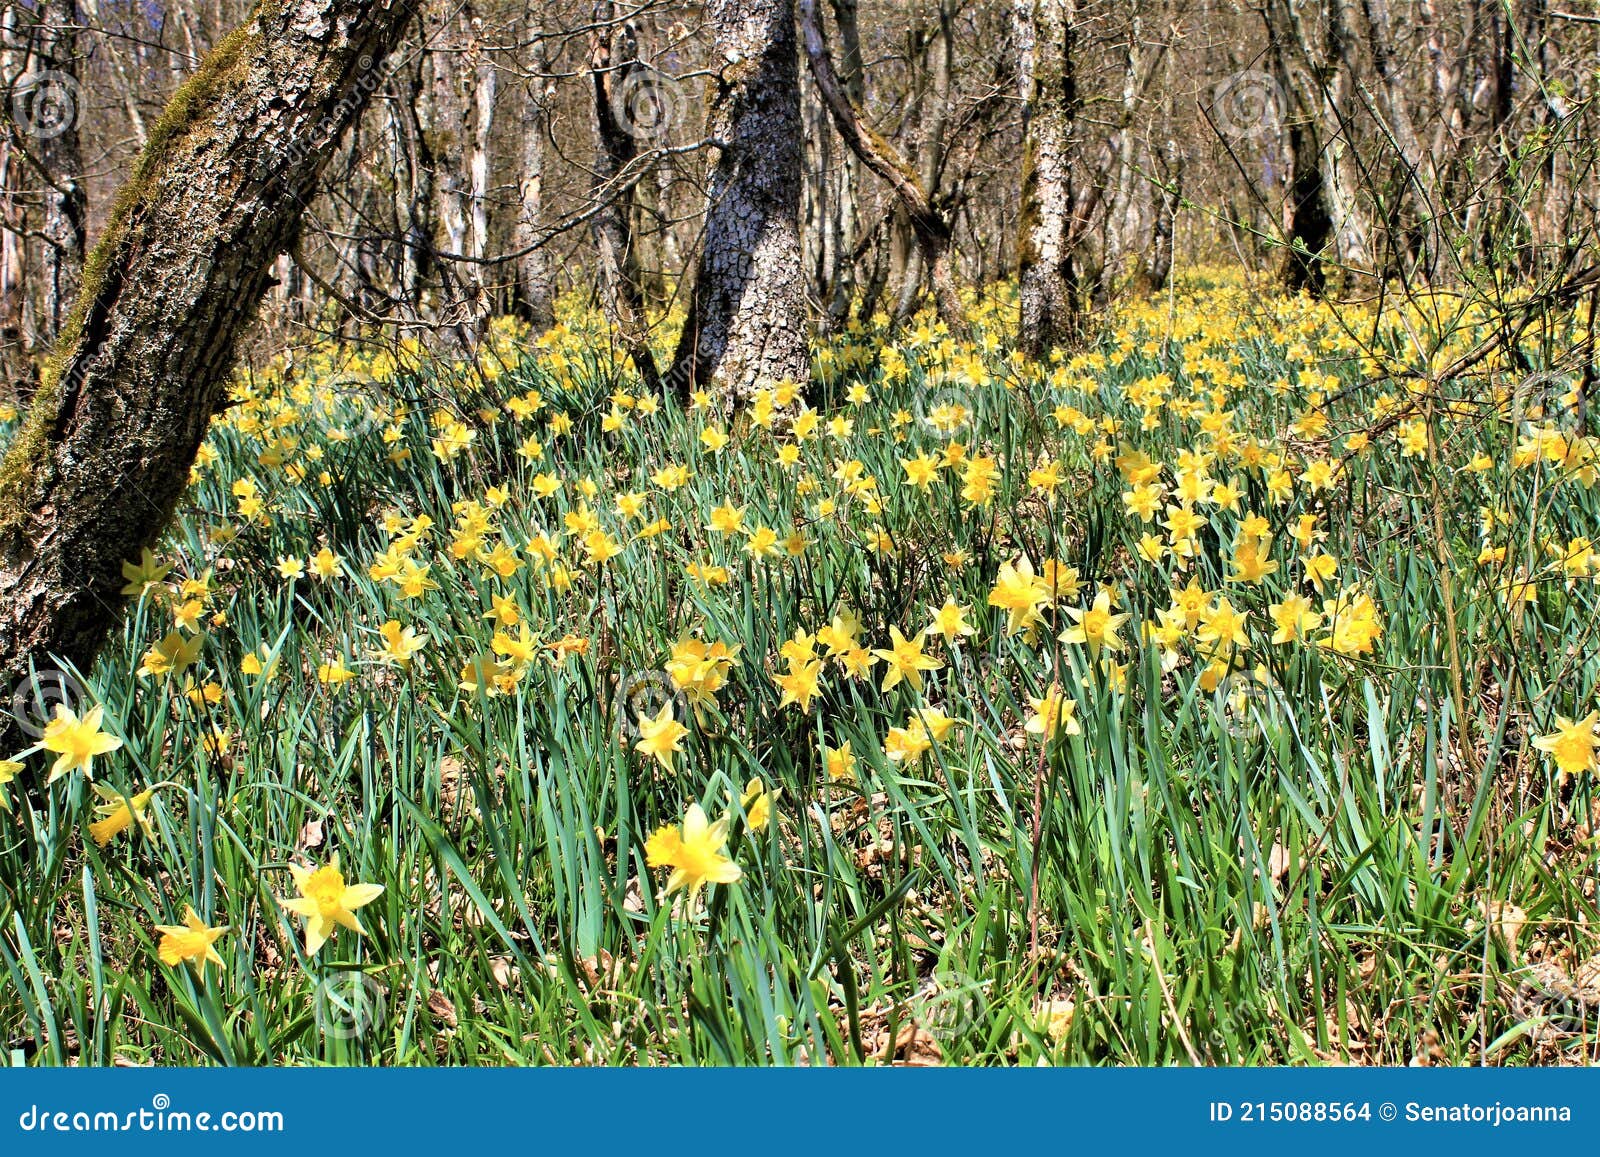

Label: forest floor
[4,267,1599,1065]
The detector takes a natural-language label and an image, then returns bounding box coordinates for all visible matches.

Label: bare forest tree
[1014,0,1077,354]
[669,0,809,406]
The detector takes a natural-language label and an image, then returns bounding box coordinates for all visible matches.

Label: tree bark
[1267,0,1370,292]
[0,0,412,745]
[424,0,488,342]
[1015,0,1080,356]
[31,0,88,346]
[669,0,809,409]
[825,0,864,318]
[1359,0,1439,277]
[389,52,434,320]
[512,0,554,332]
[589,10,661,393]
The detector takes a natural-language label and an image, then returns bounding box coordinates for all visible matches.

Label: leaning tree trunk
[0,0,412,748]
[669,0,809,408]
[798,0,965,333]
[1015,0,1080,357]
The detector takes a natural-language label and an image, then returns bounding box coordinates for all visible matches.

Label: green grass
[3,272,1598,1066]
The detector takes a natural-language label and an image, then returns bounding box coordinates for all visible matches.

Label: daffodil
[870,627,943,693]
[645,803,741,900]
[89,784,157,845]
[1059,590,1130,655]
[635,701,690,769]
[1025,684,1080,742]
[988,557,1052,637]
[155,906,229,973]
[1533,712,1600,778]
[0,758,21,811]
[39,704,123,784]
[278,854,385,956]
[926,598,976,645]
[822,741,857,783]
[739,778,779,831]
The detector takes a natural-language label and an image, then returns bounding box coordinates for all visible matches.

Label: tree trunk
[669,0,809,409]
[31,0,88,346]
[466,16,495,298]
[1267,0,1370,292]
[590,10,661,392]
[390,53,434,320]
[1102,5,1154,302]
[425,0,487,342]
[823,0,864,321]
[1015,0,1080,357]
[1136,133,1180,294]
[0,0,412,746]
[1279,118,1334,295]
[797,0,966,332]
[513,0,554,332]
[1359,0,1439,278]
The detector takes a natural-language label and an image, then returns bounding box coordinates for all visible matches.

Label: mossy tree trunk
[1015,0,1080,358]
[0,0,412,746]
[670,0,810,409]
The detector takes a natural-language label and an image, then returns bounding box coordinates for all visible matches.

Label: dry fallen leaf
[427,989,459,1028]
[1482,899,1528,953]
[298,817,325,852]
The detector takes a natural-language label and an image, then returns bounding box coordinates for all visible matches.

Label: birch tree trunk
[1015,0,1080,357]
[669,0,809,409]
[513,0,554,331]
[1100,11,1139,303]
[0,0,412,742]
[0,4,28,398]
[425,0,488,340]
[466,17,495,300]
